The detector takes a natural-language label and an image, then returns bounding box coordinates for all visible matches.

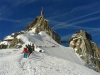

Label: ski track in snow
[0,49,99,75]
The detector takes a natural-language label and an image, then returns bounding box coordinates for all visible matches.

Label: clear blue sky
[0,0,100,47]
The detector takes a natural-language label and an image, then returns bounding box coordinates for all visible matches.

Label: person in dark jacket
[31,43,35,52]
[23,45,28,58]
[27,44,32,57]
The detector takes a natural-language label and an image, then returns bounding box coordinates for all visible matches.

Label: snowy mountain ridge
[0,14,61,49]
[0,30,100,75]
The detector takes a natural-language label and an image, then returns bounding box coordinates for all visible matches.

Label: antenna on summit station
[41,7,44,16]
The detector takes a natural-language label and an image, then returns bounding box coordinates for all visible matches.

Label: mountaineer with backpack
[31,43,35,52]
[23,45,28,58]
[27,44,32,57]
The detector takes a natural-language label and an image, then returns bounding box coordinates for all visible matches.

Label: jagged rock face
[69,30,100,72]
[0,31,25,49]
[26,15,61,44]
[9,38,23,48]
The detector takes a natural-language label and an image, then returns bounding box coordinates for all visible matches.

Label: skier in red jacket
[23,45,28,58]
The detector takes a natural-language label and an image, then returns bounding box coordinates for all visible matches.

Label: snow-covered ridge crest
[0,28,59,49]
[0,14,61,49]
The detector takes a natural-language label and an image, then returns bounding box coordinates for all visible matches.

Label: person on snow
[23,45,28,58]
[31,43,35,52]
[27,44,32,57]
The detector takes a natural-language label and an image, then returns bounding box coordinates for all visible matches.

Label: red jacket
[23,48,28,53]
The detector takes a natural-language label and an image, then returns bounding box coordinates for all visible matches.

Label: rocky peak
[0,9,61,49]
[25,10,61,44]
[26,15,45,31]
[69,30,100,72]
[75,30,92,40]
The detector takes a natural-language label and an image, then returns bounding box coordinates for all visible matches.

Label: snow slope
[0,31,100,75]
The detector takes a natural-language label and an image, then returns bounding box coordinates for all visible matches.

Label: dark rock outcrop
[9,38,23,48]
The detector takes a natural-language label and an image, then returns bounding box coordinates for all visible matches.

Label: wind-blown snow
[0,31,100,75]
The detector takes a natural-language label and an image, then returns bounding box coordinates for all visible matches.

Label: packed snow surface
[0,31,100,75]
